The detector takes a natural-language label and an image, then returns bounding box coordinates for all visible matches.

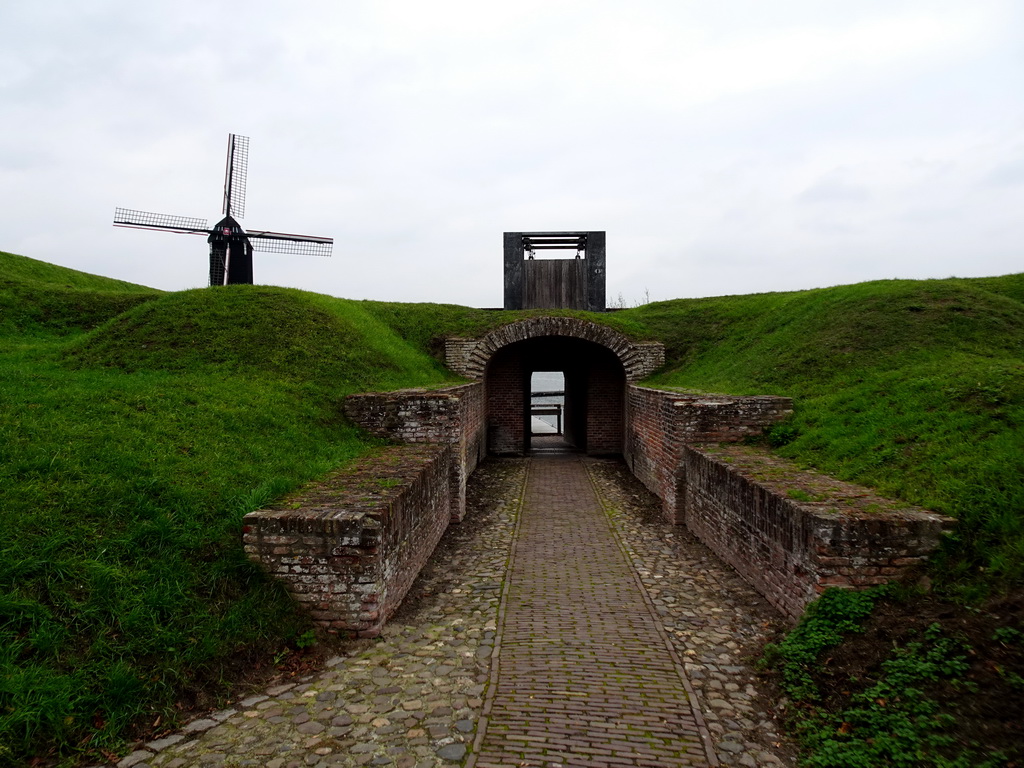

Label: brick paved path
[470,456,717,768]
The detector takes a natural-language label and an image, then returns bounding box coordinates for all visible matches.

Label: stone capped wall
[682,445,955,620]
[625,386,794,522]
[243,444,452,637]
[343,383,485,521]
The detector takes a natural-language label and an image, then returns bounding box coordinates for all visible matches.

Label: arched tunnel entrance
[485,336,626,456]
[443,316,665,457]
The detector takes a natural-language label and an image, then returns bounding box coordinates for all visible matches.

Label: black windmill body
[114,134,333,285]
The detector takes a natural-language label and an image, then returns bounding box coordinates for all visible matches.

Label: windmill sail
[248,230,333,257]
[113,208,208,234]
[222,134,249,219]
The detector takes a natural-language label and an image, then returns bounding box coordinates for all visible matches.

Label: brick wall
[344,383,485,521]
[245,329,953,633]
[585,354,625,455]
[447,317,665,457]
[485,347,526,455]
[624,386,794,522]
[443,338,479,377]
[243,444,452,637]
[682,445,955,620]
[624,385,684,522]
[484,339,626,456]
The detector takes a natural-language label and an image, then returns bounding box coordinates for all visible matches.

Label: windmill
[114,134,333,285]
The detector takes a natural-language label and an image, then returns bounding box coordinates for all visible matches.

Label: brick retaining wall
[243,444,452,637]
[682,445,955,620]
[624,386,794,523]
[246,328,954,634]
[623,385,953,617]
[343,383,485,521]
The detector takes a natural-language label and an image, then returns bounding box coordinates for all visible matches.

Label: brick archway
[444,318,664,457]
[444,316,664,382]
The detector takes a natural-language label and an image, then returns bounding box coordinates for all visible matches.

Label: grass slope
[0,258,462,765]
[0,252,158,337]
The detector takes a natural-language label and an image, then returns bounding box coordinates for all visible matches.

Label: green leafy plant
[992,626,1023,646]
[765,422,800,447]
[761,587,885,701]
[294,629,317,650]
[798,625,995,768]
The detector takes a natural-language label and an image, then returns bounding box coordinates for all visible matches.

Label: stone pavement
[117,457,794,768]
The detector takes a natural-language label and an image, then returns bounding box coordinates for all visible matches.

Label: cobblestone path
[471,456,714,767]
[115,458,793,768]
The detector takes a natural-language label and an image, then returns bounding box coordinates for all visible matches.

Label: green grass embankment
[0,252,158,338]
[624,276,1024,587]
[0,253,465,764]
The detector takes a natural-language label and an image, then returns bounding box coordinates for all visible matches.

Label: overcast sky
[2,1,1022,306]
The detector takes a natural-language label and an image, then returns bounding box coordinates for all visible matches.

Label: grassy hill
[0,253,158,336]
[1,250,1021,766]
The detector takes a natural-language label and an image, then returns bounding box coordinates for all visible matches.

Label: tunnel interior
[484,336,626,456]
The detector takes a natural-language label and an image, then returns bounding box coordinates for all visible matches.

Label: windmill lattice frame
[114,133,333,285]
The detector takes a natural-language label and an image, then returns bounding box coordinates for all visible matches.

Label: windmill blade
[113,207,209,234]
[248,230,333,257]
[222,133,249,219]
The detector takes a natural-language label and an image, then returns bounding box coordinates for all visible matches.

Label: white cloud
[0,0,1021,306]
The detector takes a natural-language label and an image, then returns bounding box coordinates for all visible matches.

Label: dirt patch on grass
[791,589,1024,764]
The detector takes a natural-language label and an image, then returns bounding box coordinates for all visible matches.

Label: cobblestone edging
[110,458,795,768]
